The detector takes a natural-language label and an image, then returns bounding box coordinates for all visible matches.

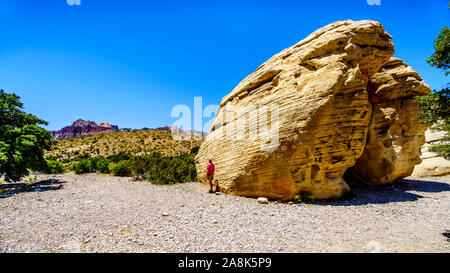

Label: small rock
[162,212,169,216]
[257,197,269,204]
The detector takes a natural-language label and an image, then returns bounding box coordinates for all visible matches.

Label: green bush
[67,151,197,185]
[96,158,111,173]
[149,153,197,185]
[190,146,200,155]
[109,160,131,176]
[45,160,65,174]
[416,88,450,158]
[128,152,162,179]
[73,159,93,174]
[429,143,450,159]
[89,157,101,171]
[106,152,131,163]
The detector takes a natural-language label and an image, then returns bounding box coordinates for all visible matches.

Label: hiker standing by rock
[206,159,215,193]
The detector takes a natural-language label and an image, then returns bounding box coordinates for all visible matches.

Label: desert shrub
[149,153,197,185]
[416,88,450,159]
[190,146,200,155]
[95,158,111,173]
[73,159,93,174]
[109,160,131,176]
[45,155,59,161]
[89,156,102,170]
[106,152,131,163]
[429,143,450,159]
[128,152,162,179]
[45,160,65,174]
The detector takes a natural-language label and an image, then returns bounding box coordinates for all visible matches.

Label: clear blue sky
[0,0,448,131]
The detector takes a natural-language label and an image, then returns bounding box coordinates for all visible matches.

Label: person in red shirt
[206,159,215,193]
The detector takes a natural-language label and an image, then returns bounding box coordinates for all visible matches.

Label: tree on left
[0,90,54,182]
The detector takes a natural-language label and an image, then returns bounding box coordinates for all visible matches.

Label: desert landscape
[0,173,448,253]
[0,1,449,256]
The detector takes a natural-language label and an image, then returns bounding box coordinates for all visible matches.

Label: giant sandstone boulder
[195,20,431,200]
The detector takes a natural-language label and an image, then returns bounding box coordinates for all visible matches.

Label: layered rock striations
[52,119,119,140]
[348,58,430,185]
[195,20,431,200]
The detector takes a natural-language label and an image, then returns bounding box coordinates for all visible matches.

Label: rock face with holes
[195,20,431,200]
[347,58,431,185]
[411,129,450,177]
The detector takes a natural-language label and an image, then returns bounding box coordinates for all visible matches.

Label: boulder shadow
[0,179,65,199]
[315,178,450,206]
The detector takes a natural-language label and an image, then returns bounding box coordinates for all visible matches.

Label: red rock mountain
[52,119,119,140]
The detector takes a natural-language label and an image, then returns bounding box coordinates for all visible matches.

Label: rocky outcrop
[346,58,430,185]
[195,20,431,200]
[52,119,119,140]
[412,129,450,177]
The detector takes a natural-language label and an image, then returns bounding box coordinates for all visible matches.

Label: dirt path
[0,173,449,253]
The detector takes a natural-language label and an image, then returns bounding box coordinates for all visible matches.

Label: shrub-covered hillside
[46,129,203,161]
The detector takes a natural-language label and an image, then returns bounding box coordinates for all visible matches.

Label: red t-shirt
[207,163,215,176]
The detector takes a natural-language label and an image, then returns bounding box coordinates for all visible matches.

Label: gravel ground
[0,173,449,253]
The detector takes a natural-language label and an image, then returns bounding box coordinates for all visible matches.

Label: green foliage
[65,149,197,184]
[429,143,450,159]
[148,153,197,185]
[45,160,65,174]
[108,160,131,177]
[416,16,450,158]
[416,88,450,126]
[415,89,450,158]
[190,146,200,155]
[106,152,131,163]
[27,175,37,184]
[0,90,54,181]
[427,27,450,75]
[128,151,162,179]
[89,156,102,171]
[299,191,314,202]
[73,159,93,174]
[95,158,111,174]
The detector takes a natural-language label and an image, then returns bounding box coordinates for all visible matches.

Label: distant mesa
[52,119,119,140]
[51,120,207,140]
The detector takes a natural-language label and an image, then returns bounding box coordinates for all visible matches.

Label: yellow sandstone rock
[347,58,430,185]
[412,129,450,177]
[195,20,431,200]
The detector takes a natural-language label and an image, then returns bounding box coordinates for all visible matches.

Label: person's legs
[208,178,213,190]
[207,176,213,192]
